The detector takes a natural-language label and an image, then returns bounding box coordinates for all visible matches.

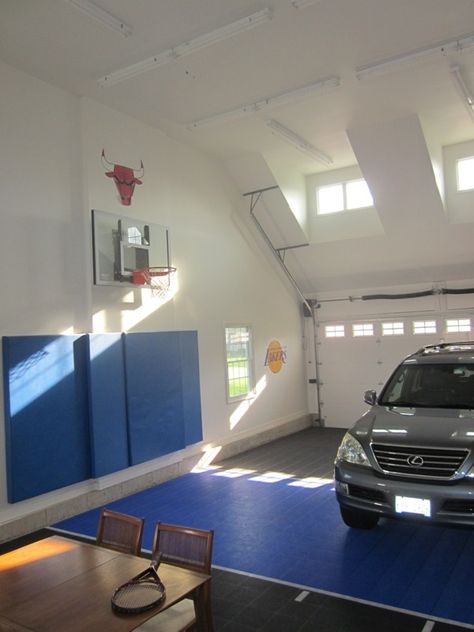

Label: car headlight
[336,433,370,466]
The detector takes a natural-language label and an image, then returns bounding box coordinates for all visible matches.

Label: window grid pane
[225,326,252,400]
[353,323,374,337]
[413,320,437,334]
[317,184,344,214]
[325,325,345,338]
[382,322,404,336]
[457,157,474,191]
[446,318,471,333]
[346,179,374,209]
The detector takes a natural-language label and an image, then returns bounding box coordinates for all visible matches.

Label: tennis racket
[111,555,166,614]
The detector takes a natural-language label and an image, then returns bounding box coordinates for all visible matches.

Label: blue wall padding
[125,332,186,464]
[3,335,91,502]
[179,331,203,446]
[87,334,129,478]
[2,330,203,502]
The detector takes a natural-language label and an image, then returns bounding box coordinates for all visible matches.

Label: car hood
[352,405,474,448]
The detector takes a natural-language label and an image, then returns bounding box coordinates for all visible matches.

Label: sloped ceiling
[2,0,474,295]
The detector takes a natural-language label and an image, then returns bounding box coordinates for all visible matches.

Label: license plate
[395,495,431,517]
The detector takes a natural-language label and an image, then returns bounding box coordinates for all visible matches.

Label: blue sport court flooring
[52,428,474,630]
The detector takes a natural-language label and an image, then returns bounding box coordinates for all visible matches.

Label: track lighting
[355,31,474,80]
[98,9,271,87]
[66,0,132,37]
[188,76,340,128]
[450,65,474,123]
[266,119,332,166]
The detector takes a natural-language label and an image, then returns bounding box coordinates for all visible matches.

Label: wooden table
[0,535,212,632]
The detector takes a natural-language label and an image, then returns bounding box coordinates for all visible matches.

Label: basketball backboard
[92,209,171,287]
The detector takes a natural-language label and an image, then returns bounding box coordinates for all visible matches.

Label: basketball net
[133,267,177,299]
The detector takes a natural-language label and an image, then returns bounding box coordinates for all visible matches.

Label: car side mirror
[364,390,377,406]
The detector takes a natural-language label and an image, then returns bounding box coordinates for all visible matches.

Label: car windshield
[379,363,474,409]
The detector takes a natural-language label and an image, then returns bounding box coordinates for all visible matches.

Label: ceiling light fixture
[188,76,340,129]
[98,8,271,87]
[355,31,474,80]
[290,0,321,8]
[450,65,474,123]
[66,0,132,37]
[266,119,332,166]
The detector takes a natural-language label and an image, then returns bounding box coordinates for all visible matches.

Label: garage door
[316,314,474,428]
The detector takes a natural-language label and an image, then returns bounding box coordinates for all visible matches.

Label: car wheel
[340,506,379,529]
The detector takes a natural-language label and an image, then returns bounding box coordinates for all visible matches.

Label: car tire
[340,506,379,529]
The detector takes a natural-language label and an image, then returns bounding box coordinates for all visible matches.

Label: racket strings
[113,581,163,609]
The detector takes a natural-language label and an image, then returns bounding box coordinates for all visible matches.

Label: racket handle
[151,552,162,570]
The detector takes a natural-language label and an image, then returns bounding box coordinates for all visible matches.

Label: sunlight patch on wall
[191,444,223,473]
[229,375,267,430]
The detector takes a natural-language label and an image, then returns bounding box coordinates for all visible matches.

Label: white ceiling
[3,0,474,296]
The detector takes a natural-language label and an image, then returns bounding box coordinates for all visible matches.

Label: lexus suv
[334,342,474,529]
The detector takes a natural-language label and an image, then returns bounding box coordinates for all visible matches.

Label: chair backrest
[152,522,214,574]
[96,508,144,556]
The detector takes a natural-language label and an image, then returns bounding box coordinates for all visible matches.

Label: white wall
[0,62,309,533]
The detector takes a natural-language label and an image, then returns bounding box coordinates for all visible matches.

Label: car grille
[371,443,469,479]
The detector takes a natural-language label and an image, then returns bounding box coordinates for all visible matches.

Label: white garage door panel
[316,314,474,429]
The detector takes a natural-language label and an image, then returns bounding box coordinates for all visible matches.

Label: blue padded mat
[54,468,474,626]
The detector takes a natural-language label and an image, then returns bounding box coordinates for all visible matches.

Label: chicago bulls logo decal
[101,149,144,206]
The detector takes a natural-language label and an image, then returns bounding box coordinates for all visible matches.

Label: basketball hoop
[132,266,177,298]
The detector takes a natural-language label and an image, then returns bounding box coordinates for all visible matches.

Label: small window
[456,157,474,191]
[446,318,471,333]
[353,323,374,337]
[317,184,344,214]
[413,320,437,334]
[346,179,373,210]
[382,322,404,336]
[325,324,345,338]
[317,178,373,215]
[225,326,254,401]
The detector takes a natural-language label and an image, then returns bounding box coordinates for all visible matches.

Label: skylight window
[456,157,474,191]
[317,178,373,215]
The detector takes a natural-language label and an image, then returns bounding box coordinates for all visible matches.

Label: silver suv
[334,342,474,529]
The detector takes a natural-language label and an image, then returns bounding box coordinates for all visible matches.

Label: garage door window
[413,320,437,334]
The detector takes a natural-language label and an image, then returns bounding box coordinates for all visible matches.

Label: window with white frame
[456,156,474,191]
[325,324,345,338]
[353,323,374,337]
[446,318,471,333]
[316,178,373,215]
[225,326,254,401]
[413,320,437,334]
[382,322,404,336]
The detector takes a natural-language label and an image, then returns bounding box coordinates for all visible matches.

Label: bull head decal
[101,149,144,206]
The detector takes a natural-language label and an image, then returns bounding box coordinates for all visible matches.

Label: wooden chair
[96,508,144,556]
[136,522,214,632]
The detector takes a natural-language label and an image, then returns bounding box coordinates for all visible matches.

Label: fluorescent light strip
[355,32,474,80]
[188,76,340,129]
[98,8,271,87]
[290,0,321,8]
[450,65,474,123]
[266,119,332,166]
[67,0,132,37]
